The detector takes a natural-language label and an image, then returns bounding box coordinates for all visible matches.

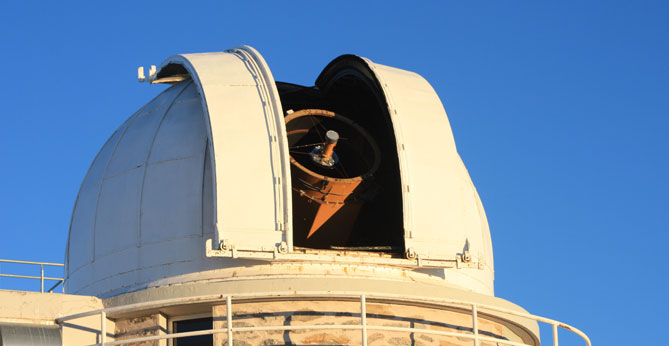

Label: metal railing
[0,258,64,293]
[56,291,591,346]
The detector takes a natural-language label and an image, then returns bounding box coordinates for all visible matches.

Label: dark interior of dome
[276,59,404,253]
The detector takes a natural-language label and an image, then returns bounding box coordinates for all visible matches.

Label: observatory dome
[65,80,225,296]
[66,46,494,298]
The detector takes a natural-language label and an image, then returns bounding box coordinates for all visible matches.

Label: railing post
[40,264,44,293]
[100,311,106,346]
[361,294,368,346]
[227,296,233,346]
[553,323,559,346]
[472,304,479,346]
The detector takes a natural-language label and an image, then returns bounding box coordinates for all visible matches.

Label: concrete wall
[0,290,107,346]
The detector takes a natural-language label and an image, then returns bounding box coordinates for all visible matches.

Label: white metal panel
[362,60,491,263]
[138,236,206,270]
[87,265,139,297]
[105,110,162,178]
[63,259,93,294]
[92,247,139,284]
[94,167,143,257]
[140,156,205,244]
[79,129,122,192]
[67,185,98,272]
[208,85,277,237]
[106,83,189,177]
[154,46,291,252]
[148,83,206,162]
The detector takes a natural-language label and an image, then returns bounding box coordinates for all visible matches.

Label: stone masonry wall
[114,313,167,346]
[210,300,535,346]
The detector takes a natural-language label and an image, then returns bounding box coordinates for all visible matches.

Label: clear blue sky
[1,1,667,344]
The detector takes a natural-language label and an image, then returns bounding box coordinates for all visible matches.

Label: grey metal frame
[167,312,213,346]
[0,258,64,293]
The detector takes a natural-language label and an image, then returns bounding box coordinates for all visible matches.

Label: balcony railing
[0,258,64,293]
[56,291,591,346]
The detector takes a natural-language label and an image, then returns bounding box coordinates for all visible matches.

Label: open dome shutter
[361,59,486,263]
[155,47,292,255]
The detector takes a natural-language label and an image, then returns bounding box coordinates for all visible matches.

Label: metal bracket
[405,247,417,260]
[219,239,232,251]
[205,239,481,270]
[462,250,472,263]
[278,242,289,254]
[138,65,157,83]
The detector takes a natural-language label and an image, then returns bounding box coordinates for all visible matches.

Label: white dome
[65,80,226,296]
[65,46,494,297]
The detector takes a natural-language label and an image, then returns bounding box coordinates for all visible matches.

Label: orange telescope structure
[286,109,380,246]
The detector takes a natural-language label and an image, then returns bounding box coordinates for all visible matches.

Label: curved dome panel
[65,81,219,296]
